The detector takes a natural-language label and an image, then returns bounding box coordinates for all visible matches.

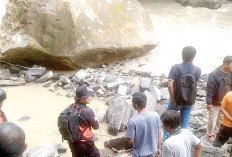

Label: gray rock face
[176,0,222,9]
[107,98,131,136]
[26,144,59,157]
[0,0,157,70]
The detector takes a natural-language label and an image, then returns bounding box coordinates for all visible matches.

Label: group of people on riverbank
[0,46,232,157]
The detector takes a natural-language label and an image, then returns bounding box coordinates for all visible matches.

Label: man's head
[0,122,26,157]
[132,92,147,110]
[182,46,196,63]
[74,84,93,104]
[161,110,181,133]
[0,89,7,109]
[222,56,232,72]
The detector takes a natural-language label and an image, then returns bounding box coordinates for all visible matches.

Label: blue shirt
[126,112,161,157]
[168,62,201,83]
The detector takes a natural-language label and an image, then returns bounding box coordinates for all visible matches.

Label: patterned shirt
[126,112,161,157]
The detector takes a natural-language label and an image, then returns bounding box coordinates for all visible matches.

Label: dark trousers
[213,124,232,147]
[69,141,100,157]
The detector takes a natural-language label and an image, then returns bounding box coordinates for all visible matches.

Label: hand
[207,104,212,111]
[155,149,161,157]
[171,98,176,107]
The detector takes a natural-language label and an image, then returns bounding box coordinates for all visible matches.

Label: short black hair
[0,122,25,157]
[182,46,196,62]
[161,110,181,129]
[223,56,232,65]
[132,92,147,109]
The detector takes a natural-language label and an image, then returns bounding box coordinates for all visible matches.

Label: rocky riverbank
[1,61,231,156]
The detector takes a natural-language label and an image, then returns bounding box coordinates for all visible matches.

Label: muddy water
[2,85,125,156]
[1,0,232,156]
[135,0,232,76]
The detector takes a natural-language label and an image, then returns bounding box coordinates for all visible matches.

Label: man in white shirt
[161,110,204,157]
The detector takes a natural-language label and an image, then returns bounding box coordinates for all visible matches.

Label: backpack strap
[177,64,185,75]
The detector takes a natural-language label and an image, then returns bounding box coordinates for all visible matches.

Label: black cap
[74,84,93,100]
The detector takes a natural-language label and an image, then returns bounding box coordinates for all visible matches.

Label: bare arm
[193,142,204,157]
[128,138,133,145]
[221,105,232,122]
[155,132,162,156]
[168,80,176,105]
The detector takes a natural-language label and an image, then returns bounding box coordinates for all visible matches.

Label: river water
[1,0,232,156]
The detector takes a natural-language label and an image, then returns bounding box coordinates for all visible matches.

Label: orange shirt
[222,91,232,128]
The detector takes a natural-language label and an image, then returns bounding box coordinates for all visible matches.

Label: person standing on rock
[161,110,204,157]
[65,84,99,157]
[163,46,201,140]
[206,56,232,142]
[126,92,162,157]
[213,91,232,147]
[0,88,7,124]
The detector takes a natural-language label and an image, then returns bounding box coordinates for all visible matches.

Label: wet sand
[2,85,125,156]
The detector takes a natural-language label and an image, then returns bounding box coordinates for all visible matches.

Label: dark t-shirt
[76,102,99,141]
[168,62,201,83]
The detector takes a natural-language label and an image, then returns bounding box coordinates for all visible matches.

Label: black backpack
[58,104,86,142]
[174,64,197,105]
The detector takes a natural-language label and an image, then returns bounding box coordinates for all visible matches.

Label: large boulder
[176,0,222,9]
[0,0,157,70]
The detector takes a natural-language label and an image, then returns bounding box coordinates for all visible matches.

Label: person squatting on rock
[161,110,204,157]
[0,88,8,124]
[206,56,232,142]
[61,84,100,157]
[213,91,232,147]
[163,46,201,140]
[0,122,27,157]
[126,92,162,157]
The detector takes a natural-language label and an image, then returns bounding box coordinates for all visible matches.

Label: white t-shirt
[162,129,201,157]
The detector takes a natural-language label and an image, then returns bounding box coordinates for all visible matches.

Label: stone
[72,69,89,83]
[157,104,168,116]
[25,75,37,82]
[104,137,132,150]
[63,83,71,90]
[36,71,54,83]
[99,148,115,157]
[25,68,47,78]
[0,69,11,80]
[59,75,70,85]
[0,0,157,69]
[26,144,59,157]
[56,144,67,153]
[0,79,26,86]
[107,81,122,90]
[9,65,21,74]
[160,88,170,100]
[97,111,106,123]
[104,75,117,83]
[97,88,104,95]
[149,85,161,101]
[176,0,222,9]
[117,85,127,96]
[143,90,158,112]
[66,92,74,98]
[57,80,62,86]
[140,77,151,91]
[191,109,203,116]
[192,144,225,157]
[107,98,131,136]
[18,115,31,121]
